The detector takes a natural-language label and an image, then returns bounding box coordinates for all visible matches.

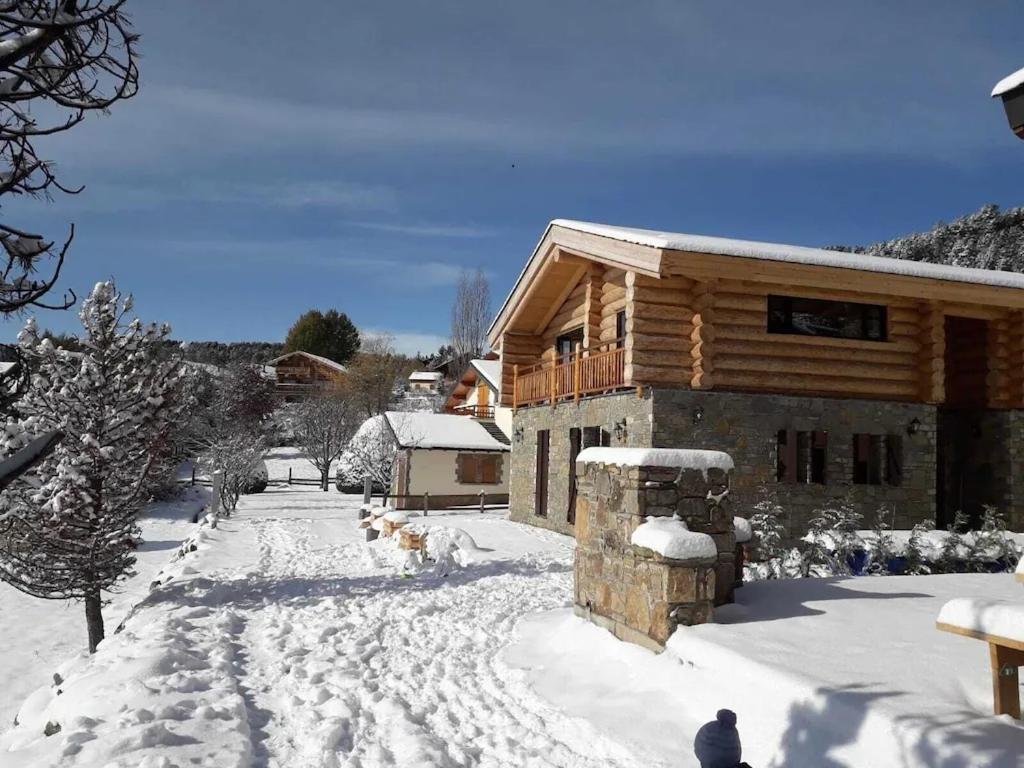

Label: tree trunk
[322,468,329,491]
[85,589,104,654]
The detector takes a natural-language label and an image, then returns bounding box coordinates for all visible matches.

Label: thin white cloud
[347,221,496,239]
[163,238,466,288]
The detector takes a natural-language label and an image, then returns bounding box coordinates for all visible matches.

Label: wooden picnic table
[936,621,1024,718]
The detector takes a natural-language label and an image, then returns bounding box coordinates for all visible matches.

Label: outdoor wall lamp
[613,419,627,442]
[906,418,921,436]
[513,425,524,443]
[693,406,704,425]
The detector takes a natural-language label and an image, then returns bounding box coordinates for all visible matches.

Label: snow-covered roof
[266,350,347,374]
[384,411,510,451]
[470,359,501,391]
[408,371,444,382]
[992,65,1024,97]
[552,219,1024,291]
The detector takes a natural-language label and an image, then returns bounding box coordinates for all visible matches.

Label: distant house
[407,370,444,393]
[443,355,512,440]
[385,411,510,510]
[490,218,1024,537]
[266,350,346,400]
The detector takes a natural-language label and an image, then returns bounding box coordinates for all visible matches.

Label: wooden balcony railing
[513,338,628,408]
[446,403,496,419]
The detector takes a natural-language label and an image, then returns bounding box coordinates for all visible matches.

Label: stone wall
[509,392,653,536]
[650,389,938,535]
[512,388,1024,537]
[573,453,734,651]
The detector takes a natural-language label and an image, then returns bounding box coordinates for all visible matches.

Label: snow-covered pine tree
[749,483,788,578]
[0,282,187,653]
[866,506,897,575]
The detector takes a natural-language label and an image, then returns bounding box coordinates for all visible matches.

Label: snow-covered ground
[3,474,679,767]
[4,450,1023,766]
[0,486,208,728]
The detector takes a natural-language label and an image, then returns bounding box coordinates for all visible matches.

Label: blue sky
[5,1,1024,355]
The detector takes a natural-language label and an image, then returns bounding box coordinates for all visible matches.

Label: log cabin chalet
[491,220,1024,536]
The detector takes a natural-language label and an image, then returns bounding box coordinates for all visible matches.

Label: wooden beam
[918,302,945,405]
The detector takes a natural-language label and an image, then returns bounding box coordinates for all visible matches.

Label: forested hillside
[837,204,1024,272]
[178,341,284,367]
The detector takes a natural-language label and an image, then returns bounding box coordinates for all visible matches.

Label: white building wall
[405,449,509,496]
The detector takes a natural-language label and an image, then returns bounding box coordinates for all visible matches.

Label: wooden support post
[423,492,429,516]
[549,361,556,407]
[210,470,223,529]
[573,342,582,402]
[479,490,485,514]
[288,467,292,485]
[191,466,196,486]
[991,643,1024,718]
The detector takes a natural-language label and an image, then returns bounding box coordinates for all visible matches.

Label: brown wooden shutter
[481,455,497,485]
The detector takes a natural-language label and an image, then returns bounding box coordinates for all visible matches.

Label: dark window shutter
[811,430,828,484]
[777,429,797,483]
[886,435,903,487]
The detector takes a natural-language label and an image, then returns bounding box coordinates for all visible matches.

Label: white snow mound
[576,447,733,476]
[631,516,717,560]
[733,516,752,544]
[937,597,1024,643]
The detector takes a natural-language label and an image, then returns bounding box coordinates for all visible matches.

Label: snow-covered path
[2,482,667,767]
[233,494,638,768]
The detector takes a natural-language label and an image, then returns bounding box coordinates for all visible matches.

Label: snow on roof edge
[266,350,347,374]
[384,411,510,451]
[551,219,1024,292]
[992,65,1024,97]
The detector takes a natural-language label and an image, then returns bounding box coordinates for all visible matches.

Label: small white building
[407,370,444,393]
[386,411,510,510]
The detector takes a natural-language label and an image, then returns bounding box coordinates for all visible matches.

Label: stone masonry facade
[573,455,734,651]
[510,388,1024,536]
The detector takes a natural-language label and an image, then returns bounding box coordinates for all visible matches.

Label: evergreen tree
[749,483,787,578]
[0,283,187,653]
[283,309,360,365]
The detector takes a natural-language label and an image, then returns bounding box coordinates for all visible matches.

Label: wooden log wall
[623,272,692,387]
[710,280,922,401]
[583,265,604,350]
[499,332,542,407]
[1007,311,1024,409]
[918,302,945,405]
[598,267,627,344]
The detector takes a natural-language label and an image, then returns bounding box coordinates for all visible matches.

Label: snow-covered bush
[803,495,864,576]
[338,414,400,501]
[865,507,898,575]
[0,282,188,653]
[242,459,269,494]
[749,484,788,578]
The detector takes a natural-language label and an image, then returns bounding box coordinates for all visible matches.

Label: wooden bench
[936,621,1024,718]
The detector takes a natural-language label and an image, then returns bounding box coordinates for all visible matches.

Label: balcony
[513,338,628,408]
[446,403,496,419]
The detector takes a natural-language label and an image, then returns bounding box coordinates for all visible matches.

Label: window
[853,434,903,486]
[457,453,502,485]
[615,310,626,348]
[582,425,611,448]
[556,327,584,360]
[535,430,550,517]
[777,429,827,484]
[767,295,887,342]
